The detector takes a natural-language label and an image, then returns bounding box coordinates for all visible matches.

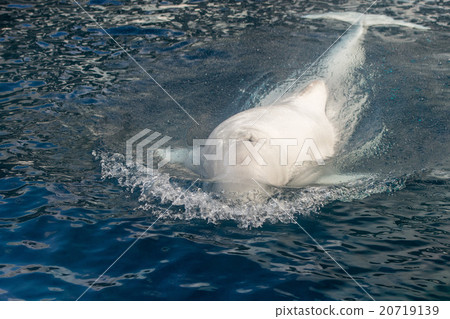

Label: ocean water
[0,0,449,301]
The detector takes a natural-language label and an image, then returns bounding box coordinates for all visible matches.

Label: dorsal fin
[288,80,328,115]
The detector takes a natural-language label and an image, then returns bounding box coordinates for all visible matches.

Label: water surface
[0,0,449,300]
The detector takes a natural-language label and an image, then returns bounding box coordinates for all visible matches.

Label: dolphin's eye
[236,130,257,143]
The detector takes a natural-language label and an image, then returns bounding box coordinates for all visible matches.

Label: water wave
[97,151,406,228]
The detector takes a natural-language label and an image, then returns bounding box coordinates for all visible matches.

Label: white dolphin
[161,12,428,195]
[199,79,334,193]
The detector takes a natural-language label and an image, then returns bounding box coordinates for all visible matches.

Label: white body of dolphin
[201,80,334,193]
[165,12,428,194]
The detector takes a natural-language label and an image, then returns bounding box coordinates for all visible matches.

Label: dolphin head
[199,80,335,195]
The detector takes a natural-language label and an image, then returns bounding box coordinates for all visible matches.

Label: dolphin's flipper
[303,12,429,30]
[315,173,370,185]
[155,147,200,175]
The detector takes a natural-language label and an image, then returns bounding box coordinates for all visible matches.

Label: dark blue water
[0,0,449,300]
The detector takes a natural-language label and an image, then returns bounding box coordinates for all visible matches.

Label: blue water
[0,0,449,300]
